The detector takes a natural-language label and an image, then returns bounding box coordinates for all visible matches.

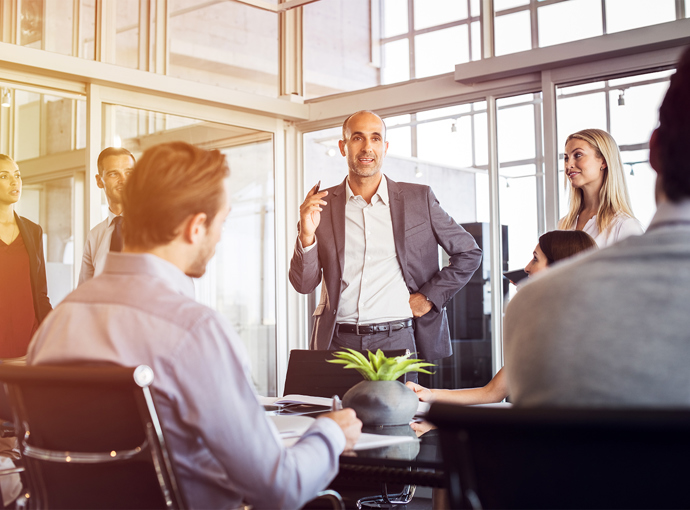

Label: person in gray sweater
[505,45,690,407]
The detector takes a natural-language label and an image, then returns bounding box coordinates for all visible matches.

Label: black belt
[337,319,414,336]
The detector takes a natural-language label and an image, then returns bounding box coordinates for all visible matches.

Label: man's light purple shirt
[28,252,345,509]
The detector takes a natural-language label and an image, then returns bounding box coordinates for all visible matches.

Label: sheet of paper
[269,414,316,440]
[269,414,419,451]
[416,401,430,416]
[274,394,334,407]
[352,433,418,451]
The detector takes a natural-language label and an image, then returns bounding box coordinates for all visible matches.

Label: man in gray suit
[290,111,482,363]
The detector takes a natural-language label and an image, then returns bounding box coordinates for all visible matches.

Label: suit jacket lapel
[387,177,412,287]
[330,179,347,274]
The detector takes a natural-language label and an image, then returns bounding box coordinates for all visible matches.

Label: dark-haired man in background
[78,147,135,284]
[28,142,361,509]
[506,46,690,407]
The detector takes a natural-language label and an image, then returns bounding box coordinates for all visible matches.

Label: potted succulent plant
[328,349,435,426]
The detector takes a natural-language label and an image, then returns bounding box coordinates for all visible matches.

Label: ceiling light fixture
[618,90,625,106]
[1,89,10,108]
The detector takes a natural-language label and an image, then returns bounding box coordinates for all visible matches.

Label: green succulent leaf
[329,349,436,382]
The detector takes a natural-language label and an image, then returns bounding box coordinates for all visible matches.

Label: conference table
[334,424,446,508]
[268,402,447,508]
[337,424,444,486]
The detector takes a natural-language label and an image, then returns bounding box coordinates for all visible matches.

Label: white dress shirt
[78,209,120,285]
[336,176,412,324]
[570,213,644,247]
[29,253,345,509]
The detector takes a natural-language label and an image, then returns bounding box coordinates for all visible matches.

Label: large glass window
[303,0,480,97]
[115,0,141,69]
[104,104,277,395]
[15,0,95,58]
[168,0,279,96]
[14,91,86,160]
[497,0,681,56]
[497,93,543,273]
[16,177,76,306]
[556,70,673,228]
[303,0,379,97]
[4,84,87,304]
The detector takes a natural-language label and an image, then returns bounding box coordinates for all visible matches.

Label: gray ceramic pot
[342,380,418,426]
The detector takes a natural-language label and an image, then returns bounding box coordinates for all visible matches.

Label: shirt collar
[107,208,122,227]
[102,252,196,299]
[648,199,690,229]
[345,174,389,205]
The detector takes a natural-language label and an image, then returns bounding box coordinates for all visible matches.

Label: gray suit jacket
[289,176,482,361]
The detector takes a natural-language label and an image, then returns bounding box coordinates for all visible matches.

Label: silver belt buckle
[356,323,363,335]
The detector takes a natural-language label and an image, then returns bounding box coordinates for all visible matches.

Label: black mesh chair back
[283,349,409,398]
[428,403,690,509]
[0,364,185,509]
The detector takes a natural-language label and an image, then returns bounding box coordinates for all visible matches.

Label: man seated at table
[505,46,690,407]
[27,141,362,509]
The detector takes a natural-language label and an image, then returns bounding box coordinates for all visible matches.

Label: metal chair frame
[0,364,185,509]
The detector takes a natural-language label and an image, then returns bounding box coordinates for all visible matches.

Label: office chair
[0,364,185,509]
[428,403,690,509]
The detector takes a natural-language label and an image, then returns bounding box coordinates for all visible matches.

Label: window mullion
[480,0,494,58]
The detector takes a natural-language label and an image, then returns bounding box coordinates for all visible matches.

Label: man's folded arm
[420,188,483,309]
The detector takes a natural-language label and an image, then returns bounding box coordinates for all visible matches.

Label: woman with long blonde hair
[558,128,643,247]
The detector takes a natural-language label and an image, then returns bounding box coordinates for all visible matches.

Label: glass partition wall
[4,85,87,306]
[100,104,278,396]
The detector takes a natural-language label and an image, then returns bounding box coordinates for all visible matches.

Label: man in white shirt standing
[78,147,135,284]
[28,141,362,509]
[290,111,482,366]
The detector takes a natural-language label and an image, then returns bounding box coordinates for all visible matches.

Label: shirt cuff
[305,416,347,453]
[297,236,318,254]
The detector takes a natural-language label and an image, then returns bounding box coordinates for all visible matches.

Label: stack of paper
[268,414,418,451]
[259,394,334,415]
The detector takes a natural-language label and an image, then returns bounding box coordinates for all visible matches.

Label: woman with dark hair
[406,230,596,412]
[525,230,598,276]
[0,154,52,360]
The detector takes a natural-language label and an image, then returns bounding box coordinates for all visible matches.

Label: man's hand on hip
[299,184,328,248]
[319,408,362,451]
[409,292,433,317]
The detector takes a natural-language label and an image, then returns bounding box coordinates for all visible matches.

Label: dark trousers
[331,326,418,383]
